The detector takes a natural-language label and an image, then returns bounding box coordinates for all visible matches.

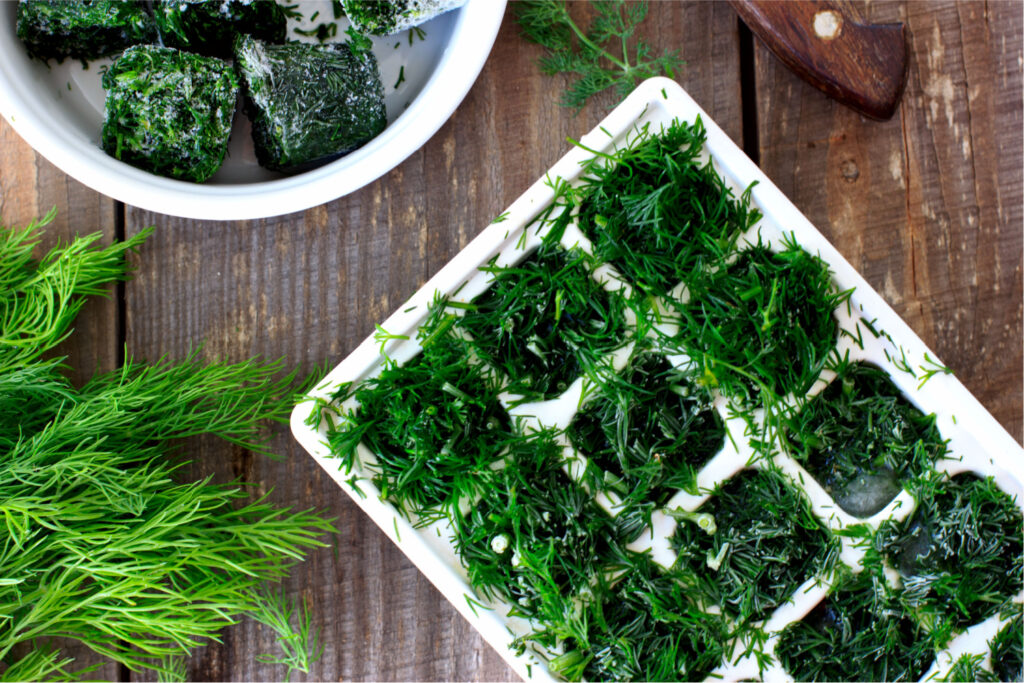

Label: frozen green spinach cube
[153,0,287,58]
[234,36,386,173]
[17,0,156,62]
[101,45,239,183]
[342,0,465,36]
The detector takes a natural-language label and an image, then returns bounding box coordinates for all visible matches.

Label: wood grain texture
[121,4,742,681]
[755,0,1022,443]
[0,119,121,680]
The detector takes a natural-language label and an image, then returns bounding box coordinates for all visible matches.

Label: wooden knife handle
[730,0,908,120]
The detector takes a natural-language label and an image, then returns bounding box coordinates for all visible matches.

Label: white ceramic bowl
[0,0,506,220]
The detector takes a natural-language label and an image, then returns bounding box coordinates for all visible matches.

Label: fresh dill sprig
[0,216,334,679]
[456,244,629,402]
[569,351,724,540]
[781,361,947,518]
[670,468,838,625]
[873,472,1023,634]
[251,587,323,681]
[513,0,685,112]
[776,570,936,682]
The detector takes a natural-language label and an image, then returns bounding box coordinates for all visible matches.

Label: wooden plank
[0,120,121,680]
[754,0,1022,442]
[122,4,743,680]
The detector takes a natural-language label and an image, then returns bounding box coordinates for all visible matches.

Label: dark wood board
[754,0,1023,442]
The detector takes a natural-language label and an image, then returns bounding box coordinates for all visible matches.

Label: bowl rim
[0,0,507,221]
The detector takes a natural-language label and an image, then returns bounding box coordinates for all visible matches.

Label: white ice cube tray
[290,77,1024,682]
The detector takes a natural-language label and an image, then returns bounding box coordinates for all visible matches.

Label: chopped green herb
[234,36,387,173]
[153,0,287,58]
[326,310,511,519]
[17,0,155,63]
[777,570,936,681]
[570,352,724,538]
[783,361,947,517]
[671,469,838,624]
[101,45,238,183]
[670,237,846,404]
[874,472,1023,633]
[574,118,760,298]
[343,0,462,36]
[991,614,1023,682]
[456,245,629,402]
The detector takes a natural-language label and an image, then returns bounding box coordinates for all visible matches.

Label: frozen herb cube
[234,36,387,173]
[17,0,156,62]
[342,0,465,36]
[101,45,238,183]
[153,0,287,58]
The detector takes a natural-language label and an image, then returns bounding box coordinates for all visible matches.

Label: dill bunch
[574,118,759,298]
[0,215,333,681]
[456,244,629,402]
[670,237,847,404]
[874,472,1023,634]
[569,352,724,540]
[670,468,838,625]
[513,0,684,112]
[782,361,947,518]
[776,570,936,682]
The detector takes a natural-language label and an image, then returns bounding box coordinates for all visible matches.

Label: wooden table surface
[1,2,1020,681]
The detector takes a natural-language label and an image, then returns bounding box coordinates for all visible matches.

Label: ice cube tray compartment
[291,78,1023,682]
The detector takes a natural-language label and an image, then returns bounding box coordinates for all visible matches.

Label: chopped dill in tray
[452,430,616,620]
[669,237,846,403]
[783,361,947,517]
[569,352,724,537]
[545,553,729,683]
[873,472,1023,633]
[776,571,936,682]
[313,116,1023,682]
[456,245,629,402]
[991,614,1023,682]
[325,318,511,521]
[670,468,838,624]
[575,118,759,298]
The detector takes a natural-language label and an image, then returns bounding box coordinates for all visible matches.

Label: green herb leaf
[513,0,685,113]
